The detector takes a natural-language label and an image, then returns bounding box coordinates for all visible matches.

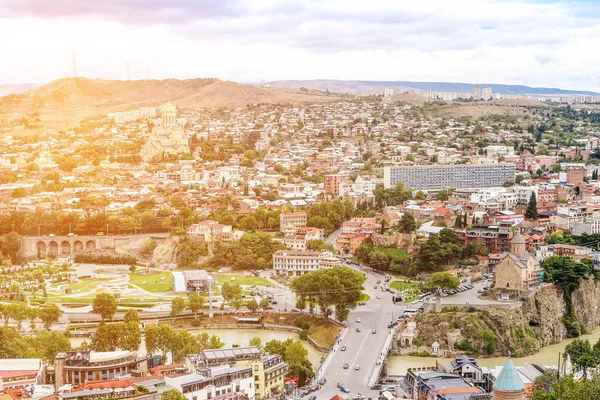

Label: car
[358,302,366,306]
[340,385,351,393]
[343,363,349,369]
[374,285,378,289]
[341,345,347,351]
[291,309,300,312]
[271,300,278,304]
[377,280,381,284]
[376,295,382,299]
[355,365,360,370]
[372,329,377,334]
[356,318,361,323]
[478,289,484,293]
[356,327,361,332]
[308,396,316,400]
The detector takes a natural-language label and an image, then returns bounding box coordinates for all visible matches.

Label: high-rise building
[383,164,516,191]
[481,87,493,100]
[473,85,481,99]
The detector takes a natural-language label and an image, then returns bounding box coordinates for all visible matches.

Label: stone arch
[73,241,83,253]
[60,241,71,256]
[86,240,96,251]
[37,241,47,255]
[48,241,59,256]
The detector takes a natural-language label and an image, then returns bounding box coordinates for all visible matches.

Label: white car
[356,318,361,323]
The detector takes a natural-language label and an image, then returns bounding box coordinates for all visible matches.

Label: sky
[1,0,600,91]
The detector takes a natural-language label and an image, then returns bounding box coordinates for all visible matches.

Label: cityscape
[3,1,600,400]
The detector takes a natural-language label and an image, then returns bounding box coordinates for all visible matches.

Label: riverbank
[389,313,600,376]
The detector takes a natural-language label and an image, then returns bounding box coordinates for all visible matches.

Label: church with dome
[141,102,190,162]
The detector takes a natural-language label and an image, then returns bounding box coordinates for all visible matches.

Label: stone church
[141,102,190,161]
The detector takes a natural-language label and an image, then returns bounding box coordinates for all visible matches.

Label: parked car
[341,345,347,351]
[376,295,382,299]
[372,329,377,334]
[355,365,361,370]
[343,363,349,369]
[356,318,361,323]
[358,302,366,306]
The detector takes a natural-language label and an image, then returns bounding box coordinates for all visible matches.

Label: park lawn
[360,293,371,302]
[129,271,173,293]
[213,274,272,287]
[390,280,421,292]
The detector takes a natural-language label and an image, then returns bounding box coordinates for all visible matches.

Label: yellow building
[494,234,541,291]
[238,354,288,399]
[188,347,288,400]
[141,102,190,161]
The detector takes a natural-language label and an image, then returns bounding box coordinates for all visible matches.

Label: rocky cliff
[414,279,600,357]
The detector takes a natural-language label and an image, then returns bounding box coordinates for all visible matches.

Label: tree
[90,322,120,351]
[170,297,186,319]
[221,283,243,311]
[427,271,460,292]
[414,191,426,200]
[249,336,262,350]
[197,332,224,351]
[398,212,417,233]
[259,298,270,313]
[123,309,140,324]
[187,292,204,318]
[305,239,334,252]
[525,192,538,219]
[39,305,62,329]
[119,322,142,351]
[92,293,118,321]
[145,325,158,355]
[161,389,187,400]
[246,299,259,313]
[290,266,365,321]
[285,340,314,387]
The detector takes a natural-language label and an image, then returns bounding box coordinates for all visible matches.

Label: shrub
[442,305,459,313]
[299,330,308,340]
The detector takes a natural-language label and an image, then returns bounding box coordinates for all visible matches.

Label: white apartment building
[484,145,515,157]
[282,235,307,251]
[279,212,308,235]
[273,250,340,277]
[187,220,232,242]
[572,217,600,236]
[164,366,255,400]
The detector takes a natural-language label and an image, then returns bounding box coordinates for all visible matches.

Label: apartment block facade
[383,164,516,191]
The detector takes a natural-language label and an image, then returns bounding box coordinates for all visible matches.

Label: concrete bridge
[22,233,170,258]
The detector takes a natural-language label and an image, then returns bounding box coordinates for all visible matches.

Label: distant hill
[0,83,40,97]
[267,79,599,96]
[0,78,338,131]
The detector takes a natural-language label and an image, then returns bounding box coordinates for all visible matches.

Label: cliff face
[415,280,600,357]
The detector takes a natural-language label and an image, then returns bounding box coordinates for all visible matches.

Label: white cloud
[0,0,599,91]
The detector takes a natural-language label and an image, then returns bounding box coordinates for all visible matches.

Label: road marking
[348,332,371,374]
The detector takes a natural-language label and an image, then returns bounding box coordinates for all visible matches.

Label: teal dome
[494,358,525,392]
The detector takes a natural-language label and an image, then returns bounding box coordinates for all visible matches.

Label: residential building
[164,366,254,400]
[0,358,45,390]
[383,164,516,191]
[187,347,288,400]
[296,226,325,241]
[324,174,346,197]
[536,244,592,262]
[335,233,366,253]
[272,250,340,276]
[466,223,512,253]
[53,351,149,389]
[282,235,307,251]
[279,212,308,235]
[186,220,233,242]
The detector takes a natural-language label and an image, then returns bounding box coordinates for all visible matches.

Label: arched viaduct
[21,233,170,258]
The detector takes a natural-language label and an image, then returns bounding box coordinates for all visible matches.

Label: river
[387,325,600,376]
[70,328,325,368]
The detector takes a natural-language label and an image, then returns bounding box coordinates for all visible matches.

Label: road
[316,263,407,399]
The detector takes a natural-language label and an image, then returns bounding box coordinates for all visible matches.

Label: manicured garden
[129,271,173,293]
